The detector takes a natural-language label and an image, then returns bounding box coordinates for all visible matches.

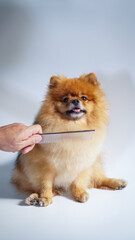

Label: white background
[0,0,135,240]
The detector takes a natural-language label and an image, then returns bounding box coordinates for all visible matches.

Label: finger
[22,134,42,149]
[21,124,42,140]
[21,144,35,154]
[19,124,42,142]
[27,124,42,135]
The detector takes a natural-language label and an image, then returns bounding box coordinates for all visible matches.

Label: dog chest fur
[40,132,105,189]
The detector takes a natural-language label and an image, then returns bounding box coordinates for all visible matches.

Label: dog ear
[85,73,99,85]
[49,75,66,89]
[49,76,60,89]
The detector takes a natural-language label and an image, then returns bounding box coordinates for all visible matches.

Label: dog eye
[63,97,69,103]
[81,96,88,101]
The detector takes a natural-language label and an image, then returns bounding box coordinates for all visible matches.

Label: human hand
[0,123,42,154]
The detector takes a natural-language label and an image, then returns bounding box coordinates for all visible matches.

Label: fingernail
[35,135,42,143]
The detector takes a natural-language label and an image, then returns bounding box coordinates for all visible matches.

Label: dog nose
[72,99,79,106]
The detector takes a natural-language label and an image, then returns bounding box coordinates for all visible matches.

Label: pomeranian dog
[12,73,127,206]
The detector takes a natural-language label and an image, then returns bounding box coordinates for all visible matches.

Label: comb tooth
[40,134,61,143]
[38,130,95,144]
[61,132,94,141]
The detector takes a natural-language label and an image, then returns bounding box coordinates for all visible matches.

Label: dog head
[46,73,108,124]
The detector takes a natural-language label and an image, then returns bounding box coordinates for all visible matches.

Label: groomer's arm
[0,123,42,154]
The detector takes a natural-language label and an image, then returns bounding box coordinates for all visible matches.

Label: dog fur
[12,73,127,206]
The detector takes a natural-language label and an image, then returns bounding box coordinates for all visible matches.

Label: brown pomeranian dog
[12,73,127,206]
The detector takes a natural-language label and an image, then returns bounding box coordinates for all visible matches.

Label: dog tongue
[73,108,80,113]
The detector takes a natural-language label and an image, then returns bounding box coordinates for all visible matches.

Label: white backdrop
[0,1,135,240]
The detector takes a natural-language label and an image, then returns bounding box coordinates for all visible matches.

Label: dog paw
[115,179,127,190]
[25,193,52,207]
[25,193,39,206]
[75,191,89,203]
[39,197,52,207]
